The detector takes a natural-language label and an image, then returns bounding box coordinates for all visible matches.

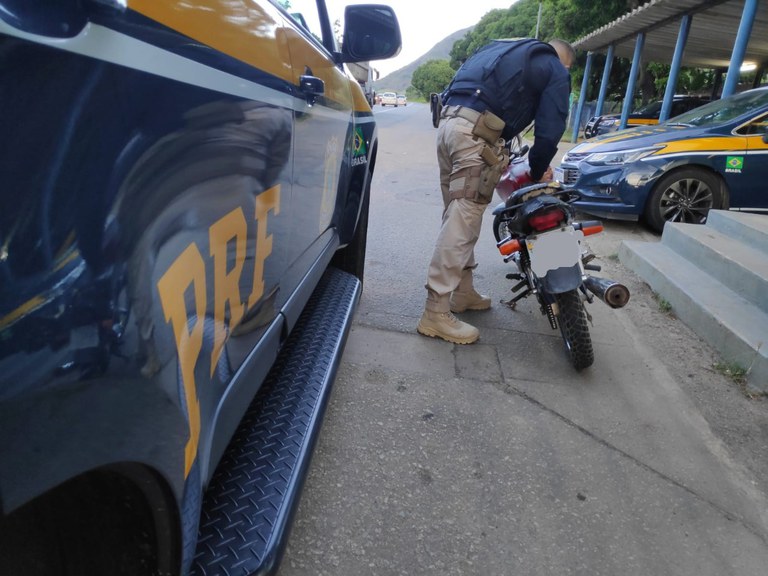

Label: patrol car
[583,95,710,139]
[558,86,768,232]
[0,1,400,575]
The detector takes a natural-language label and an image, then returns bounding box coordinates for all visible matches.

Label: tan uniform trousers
[425,110,488,313]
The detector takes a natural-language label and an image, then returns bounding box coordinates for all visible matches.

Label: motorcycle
[491,140,630,370]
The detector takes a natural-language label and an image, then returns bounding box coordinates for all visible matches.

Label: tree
[410,59,457,99]
[542,0,636,41]
[449,2,541,67]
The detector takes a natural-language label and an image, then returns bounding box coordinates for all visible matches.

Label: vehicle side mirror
[763,132,768,145]
[339,5,401,63]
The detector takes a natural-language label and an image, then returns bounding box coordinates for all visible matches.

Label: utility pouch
[477,142,509,203]
[480,145,501,166]
[471,110,505,144]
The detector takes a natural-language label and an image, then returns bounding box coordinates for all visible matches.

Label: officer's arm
[528,65,570,181]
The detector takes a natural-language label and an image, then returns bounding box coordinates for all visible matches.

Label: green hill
[374,27,472,94]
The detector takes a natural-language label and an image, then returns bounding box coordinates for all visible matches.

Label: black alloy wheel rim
[659,177,714,224]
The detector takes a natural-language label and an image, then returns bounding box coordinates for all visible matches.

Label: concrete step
[706,210,768,252]
[619,240,768,392]
[661,222,768,313]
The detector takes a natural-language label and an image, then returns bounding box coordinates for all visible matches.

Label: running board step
[191,267,361,576]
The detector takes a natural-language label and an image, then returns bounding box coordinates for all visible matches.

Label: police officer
[417,38,575,344]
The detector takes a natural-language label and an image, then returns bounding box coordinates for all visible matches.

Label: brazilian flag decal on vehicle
[353,127,366,156]
[725,156,744,173]
[352,127,368,166]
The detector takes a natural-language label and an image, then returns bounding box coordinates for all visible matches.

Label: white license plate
[527,228,583,277]
[553,166,564,183]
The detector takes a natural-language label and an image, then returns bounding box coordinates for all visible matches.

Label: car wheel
[644,167,723,233]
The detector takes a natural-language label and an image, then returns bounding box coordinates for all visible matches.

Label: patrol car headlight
[585,146,661,166]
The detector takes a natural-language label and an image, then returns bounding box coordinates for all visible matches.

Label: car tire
[644,167,724,233]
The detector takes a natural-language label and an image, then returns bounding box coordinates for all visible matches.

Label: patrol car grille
[560,151,589,186]
[561,168,580,186]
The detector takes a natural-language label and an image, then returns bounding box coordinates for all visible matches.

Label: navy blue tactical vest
[444,39,558,135]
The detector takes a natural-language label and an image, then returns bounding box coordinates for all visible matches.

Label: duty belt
[440,105,481,123]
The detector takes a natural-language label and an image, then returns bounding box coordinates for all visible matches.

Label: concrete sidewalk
[277,105,768,575]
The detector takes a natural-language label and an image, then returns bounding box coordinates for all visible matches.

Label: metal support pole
[571,51,594,143]
[535,2,542,39]
[595,45,615,118]
[712,69,725,99]
[722,0,758,98]
[620,32,645,130]
[660,14,692,122]
[752,63,765,89]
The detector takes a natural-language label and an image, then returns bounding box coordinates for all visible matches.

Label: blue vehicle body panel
[0,1,392,572]
[561,91,768,222]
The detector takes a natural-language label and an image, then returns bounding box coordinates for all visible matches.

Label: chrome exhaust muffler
[583,276,630,309]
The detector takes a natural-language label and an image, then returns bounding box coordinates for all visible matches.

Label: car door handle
[299,75,325,98]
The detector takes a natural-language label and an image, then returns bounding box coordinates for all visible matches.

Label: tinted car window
[636,101,662,115]
[671,90,768,127]
[736,113,768,135]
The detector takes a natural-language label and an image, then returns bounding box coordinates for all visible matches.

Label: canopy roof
[573,0,768,69]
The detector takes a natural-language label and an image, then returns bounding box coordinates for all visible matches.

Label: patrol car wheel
[0,468,169,576]
[644,167,723,233]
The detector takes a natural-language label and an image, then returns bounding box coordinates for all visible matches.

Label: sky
[329,0,518,77]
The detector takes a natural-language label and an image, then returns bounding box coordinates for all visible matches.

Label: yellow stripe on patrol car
[128,0,356,110]
[747,134,768,150]
[129,1,293,83]
[350,81,372,113]
[0,296,46,331]
[655,137,744,155]
[628,118,658,126]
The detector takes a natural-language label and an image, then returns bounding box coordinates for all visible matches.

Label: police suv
[0,1,400,574]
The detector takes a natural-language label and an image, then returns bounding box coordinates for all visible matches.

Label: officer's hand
[538,166,554,183]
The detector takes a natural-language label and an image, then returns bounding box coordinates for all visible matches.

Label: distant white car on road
[380,92,398,106]
[397,94,407,106]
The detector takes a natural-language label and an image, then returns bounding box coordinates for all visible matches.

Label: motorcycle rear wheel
[555,289,594,371]
[493,213,512,242]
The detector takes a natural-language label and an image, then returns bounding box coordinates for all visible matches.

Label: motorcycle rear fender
[539,263,583,294]
[491,201,506,216]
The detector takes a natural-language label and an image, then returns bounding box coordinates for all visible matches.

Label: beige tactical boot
[417,310,480,344]
[450,268,492,313]
[450,289,492,313]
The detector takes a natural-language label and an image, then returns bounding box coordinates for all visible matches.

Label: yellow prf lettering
[248,185,281,309]
[209,208,247,376]
[157,244,206,478]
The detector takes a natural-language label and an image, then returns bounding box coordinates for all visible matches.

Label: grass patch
[712,361,748,383]
[711,361,765,399]
[653,293,673,314]
[711,360,766,399]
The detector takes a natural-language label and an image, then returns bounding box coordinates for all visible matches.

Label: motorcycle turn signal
[497,237,522,256]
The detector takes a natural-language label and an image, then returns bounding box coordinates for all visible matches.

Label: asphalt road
[277,103,768,576]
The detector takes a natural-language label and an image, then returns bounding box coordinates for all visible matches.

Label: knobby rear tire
[555,289,594,371]
[493,213,511,242]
